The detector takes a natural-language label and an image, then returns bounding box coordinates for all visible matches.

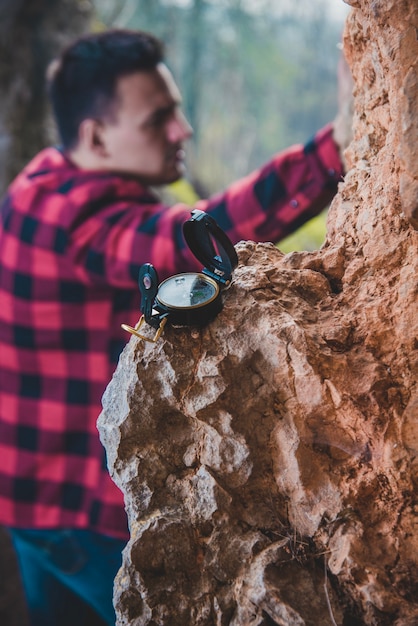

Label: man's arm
[199,124,343,246]
[67,123,343,287]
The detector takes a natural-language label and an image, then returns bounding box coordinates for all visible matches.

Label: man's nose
[168,110,193,142]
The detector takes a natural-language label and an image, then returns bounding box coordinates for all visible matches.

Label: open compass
[122,209,238,342]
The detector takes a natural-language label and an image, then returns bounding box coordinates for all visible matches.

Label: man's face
[100,64,193,186]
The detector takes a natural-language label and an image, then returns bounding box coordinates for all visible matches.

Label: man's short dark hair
[47,29,164,149]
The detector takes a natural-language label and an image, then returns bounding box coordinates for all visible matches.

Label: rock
[98,0,418,624]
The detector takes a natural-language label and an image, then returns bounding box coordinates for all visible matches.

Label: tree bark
[0,0,93,196]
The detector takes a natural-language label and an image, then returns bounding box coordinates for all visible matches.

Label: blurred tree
[0,527,29,626]
[0,0,93,196]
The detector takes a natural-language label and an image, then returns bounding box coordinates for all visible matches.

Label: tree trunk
[0,528,29,626]
[99,0,418,624]
[0,0,93,197]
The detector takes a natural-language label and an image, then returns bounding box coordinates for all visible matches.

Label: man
[0,28,348,626]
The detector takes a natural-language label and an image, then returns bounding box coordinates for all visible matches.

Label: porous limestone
[98,1,418,623]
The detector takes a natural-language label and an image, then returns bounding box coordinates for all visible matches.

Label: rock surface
[98,0,418,624]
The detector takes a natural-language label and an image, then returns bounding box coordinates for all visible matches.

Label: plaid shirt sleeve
[68,123,343,286]
[202,124,343,244]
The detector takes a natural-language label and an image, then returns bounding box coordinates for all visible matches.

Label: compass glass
[157,273,218,309]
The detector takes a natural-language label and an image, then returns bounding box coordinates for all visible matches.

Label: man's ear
[77,118,109,157]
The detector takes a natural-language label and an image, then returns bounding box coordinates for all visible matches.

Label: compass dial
[157,273,218,309]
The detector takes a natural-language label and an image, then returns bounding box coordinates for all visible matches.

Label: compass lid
[182,209,238,284]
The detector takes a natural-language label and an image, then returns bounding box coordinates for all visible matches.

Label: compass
[122,209,238,342]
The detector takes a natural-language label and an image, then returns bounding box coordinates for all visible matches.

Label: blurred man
[0,28,350,626]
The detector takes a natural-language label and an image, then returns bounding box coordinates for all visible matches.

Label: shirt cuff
[313,123,345,180]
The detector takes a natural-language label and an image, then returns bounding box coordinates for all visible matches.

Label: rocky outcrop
[98,0,418,624]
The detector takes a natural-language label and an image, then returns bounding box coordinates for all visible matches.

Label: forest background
[0,0,348,251]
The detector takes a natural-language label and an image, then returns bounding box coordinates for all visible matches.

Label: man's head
[48,29,192,185]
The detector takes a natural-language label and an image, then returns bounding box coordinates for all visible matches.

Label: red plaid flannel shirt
[0,124,342,539]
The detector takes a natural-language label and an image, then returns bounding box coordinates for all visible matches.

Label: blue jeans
[8,528,126,626]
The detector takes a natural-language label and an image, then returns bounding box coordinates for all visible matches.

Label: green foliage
[167,178,200,206]
[278,209,328,253]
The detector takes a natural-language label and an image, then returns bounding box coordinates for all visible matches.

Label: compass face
[157,273,219,309]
